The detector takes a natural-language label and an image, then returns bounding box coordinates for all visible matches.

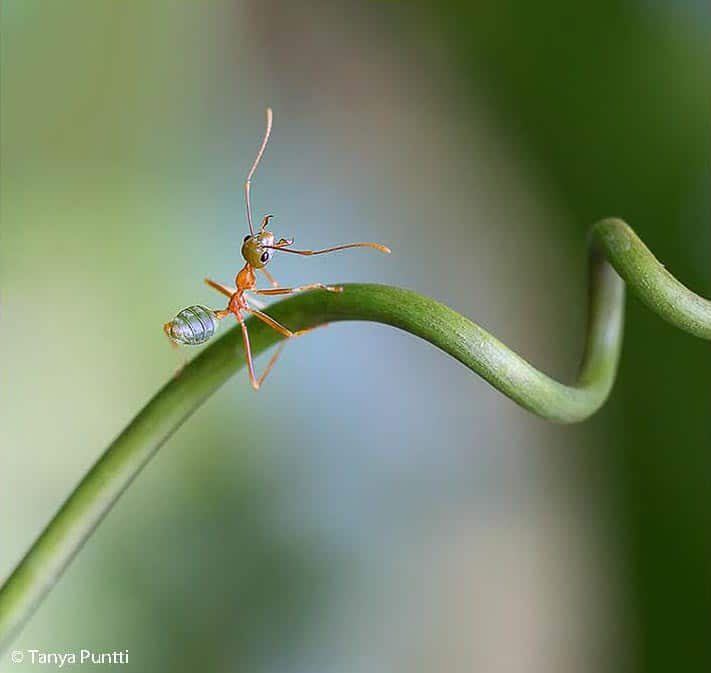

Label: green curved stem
[1,218,709,649]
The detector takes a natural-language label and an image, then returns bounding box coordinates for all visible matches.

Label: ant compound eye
[243,235,252,242]
[260,251,270,263]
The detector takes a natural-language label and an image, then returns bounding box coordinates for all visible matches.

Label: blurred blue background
[1,2,709,671]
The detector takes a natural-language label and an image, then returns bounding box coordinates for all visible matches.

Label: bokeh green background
[1,2,709,672]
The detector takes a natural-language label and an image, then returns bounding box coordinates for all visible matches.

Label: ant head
[241,216,293,268]
[241,230,275,268]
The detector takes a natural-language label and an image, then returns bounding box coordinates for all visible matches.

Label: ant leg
[244,294,268,310]
[251,283,343,297]
[264,242,391,256]
[237,312,285,390]
[255,341,287,388]
[237,314,260,390]
[260,267,279,288]
[239,302,328,389]
[245,307,323,338]
[205,278,268,310]
[204,278,235,298]
[204,280,242,315]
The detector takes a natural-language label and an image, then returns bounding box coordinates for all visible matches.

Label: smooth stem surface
[1,218,710,650]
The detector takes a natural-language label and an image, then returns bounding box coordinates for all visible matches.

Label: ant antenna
[245,107,273,236]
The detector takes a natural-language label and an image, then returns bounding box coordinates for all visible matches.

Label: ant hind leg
[246,307,325,338]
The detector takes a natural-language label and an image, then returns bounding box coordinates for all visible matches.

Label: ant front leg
[251,283,343,297]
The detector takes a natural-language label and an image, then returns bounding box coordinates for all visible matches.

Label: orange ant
[164,108,390,389]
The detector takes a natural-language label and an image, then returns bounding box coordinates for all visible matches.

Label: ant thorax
[235,264,256,291]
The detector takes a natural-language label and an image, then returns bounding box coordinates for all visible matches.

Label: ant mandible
[164,108,390,389]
